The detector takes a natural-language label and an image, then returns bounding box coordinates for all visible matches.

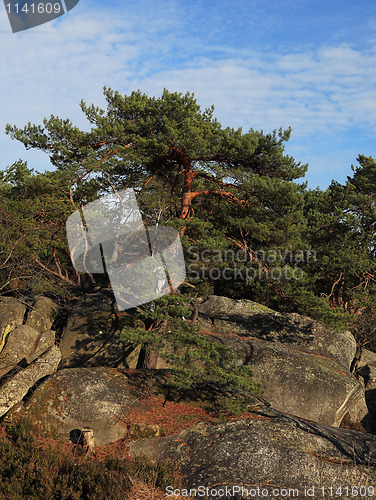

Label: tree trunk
[136,346,159,369]
[174,147,194,223]
[82,427,95,456]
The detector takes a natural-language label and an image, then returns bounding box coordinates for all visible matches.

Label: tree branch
[35,257,78,287]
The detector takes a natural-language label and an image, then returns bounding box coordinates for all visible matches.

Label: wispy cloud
[1,0,375,187]
[132,45,376,135]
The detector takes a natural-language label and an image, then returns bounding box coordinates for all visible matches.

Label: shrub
[120,295,261,414]
[0,418,179,499]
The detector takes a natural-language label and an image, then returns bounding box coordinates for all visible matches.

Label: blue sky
[1,0,376,188]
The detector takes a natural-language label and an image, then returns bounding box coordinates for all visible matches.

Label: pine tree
[302,155,376,325]
[6,88,308,306]
[0,161,87,296]
[119,294,261,414]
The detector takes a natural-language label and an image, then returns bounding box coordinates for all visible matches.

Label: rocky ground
[1,292,376,499]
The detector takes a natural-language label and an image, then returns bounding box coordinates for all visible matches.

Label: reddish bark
[180,168,194,220]
[147,146,247,235]
[173,147,247,232]
[35,248,79,287]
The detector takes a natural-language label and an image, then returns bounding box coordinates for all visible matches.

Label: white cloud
[129,45,376,138]
[0,1,375,187]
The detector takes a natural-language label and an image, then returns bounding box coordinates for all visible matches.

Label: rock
[208,333,368,428]
[358,348,376,369]
[151,295,363,428]
[131,295,366,427]
[0,297,27,353]
[16,367,139,445]
[129,409,376,495]
[0,345,61,417]
[197,295,357,370]
[249,337,367,427]
[25,296,59,333]
[59,292,142,369]
[0,325,55,377]
[198,295,274,317]
[29,330,56,362]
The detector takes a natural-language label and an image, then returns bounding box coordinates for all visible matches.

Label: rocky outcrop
[147,295,367,428]
[0,296,58,379]
[191,295,368,428]
[3,290,376,498]
[0,326,55,377]
[0,296,27,350]
[55,292,375,430]
[25,295,59,333]
[207,332,367,427]
[59,292,142,369]
[130,404,376,497]
[197,295,357,370]
[0,345,61,417]
[0,296,60,418]
[15,367,140,445]
[4,292,372,442]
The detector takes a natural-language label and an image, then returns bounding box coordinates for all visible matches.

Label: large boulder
[11,368,220,446]
[59,292,141,369]
[190,295,367,428]
[129,406,376,496]
[15,367,140,445]
[250,338,366,427]
[197,295,357,370]
[25,296,59,333]
[0,297,27,352]
[207,333,367,427]
[0,325,55,377]
[0,345,61,417]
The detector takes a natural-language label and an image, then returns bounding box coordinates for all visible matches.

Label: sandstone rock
[17,367,139,445]
[198,295,274,317]
[209,333,368,428]
[129,410,376,495]
[248,338,367,428]
[29,330,56,362]
[0,345,61,417]
[197,295,357,370]
[59,292,142,369]
[25,296,59,333]
[0,325,55,377]
[152,295,364,428]
[358,348,376,369]
[0,297,27,352]
[133,295,366,427]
